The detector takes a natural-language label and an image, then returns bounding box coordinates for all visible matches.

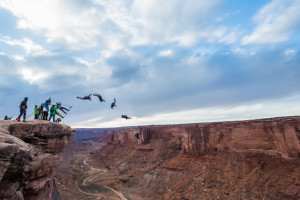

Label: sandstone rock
[93,116,300,200]
[111,116,300,159]
[0,120,74,200]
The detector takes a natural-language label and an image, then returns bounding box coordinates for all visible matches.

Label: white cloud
[158,50,173,57]
[0,0,231,49]
[20,67,48,84]
[242,0,300,44]
[0,37,49,56]
[12,55,25,61]
[284,49,297,62]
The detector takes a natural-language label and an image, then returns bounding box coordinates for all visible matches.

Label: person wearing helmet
[18,97,28,122]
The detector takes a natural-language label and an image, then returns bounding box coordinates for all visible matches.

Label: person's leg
[53,115,55,122]
[18,109,23,121]
[23,110,26,121]
[43,112,47,120]
[60,109,67,114]
[49,115,52,121]
[62,107,69,112]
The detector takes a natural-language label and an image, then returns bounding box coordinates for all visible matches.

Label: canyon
[56,116,300,200]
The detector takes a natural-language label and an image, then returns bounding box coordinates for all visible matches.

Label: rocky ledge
[0,120,74,200]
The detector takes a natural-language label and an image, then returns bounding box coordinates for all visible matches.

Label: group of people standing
[17,97,69,122]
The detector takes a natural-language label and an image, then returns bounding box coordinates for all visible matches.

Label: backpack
[39,104,44,112]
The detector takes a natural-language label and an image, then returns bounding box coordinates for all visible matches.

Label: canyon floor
[55,117,300,200]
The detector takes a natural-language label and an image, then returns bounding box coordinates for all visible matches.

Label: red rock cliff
[94,116,300,200]
[0,120,74,200]
[111,116,300,159]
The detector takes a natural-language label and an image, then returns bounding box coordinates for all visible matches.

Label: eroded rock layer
[0,120,74,200]
[92,117,300,199]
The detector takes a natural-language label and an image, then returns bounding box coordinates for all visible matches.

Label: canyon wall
[95,116,300,199]
[111,116,300,159]
[0,120,74,200]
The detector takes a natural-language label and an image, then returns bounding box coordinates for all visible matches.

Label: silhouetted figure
[93,93,105,102]
[18,97,28,122]
[77,94,92,101]
[121,115,132,120]
[4,116,12,120]
[111,98,116,109]
[56,102,70,114]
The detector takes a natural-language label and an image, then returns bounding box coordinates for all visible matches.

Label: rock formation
[92,116,300,199]
[0,120,74,200]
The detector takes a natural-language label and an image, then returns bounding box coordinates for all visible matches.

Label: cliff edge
[0,120,74,200]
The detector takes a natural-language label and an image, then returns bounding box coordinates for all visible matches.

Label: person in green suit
[48,105,57,122]
[34,105,39,119]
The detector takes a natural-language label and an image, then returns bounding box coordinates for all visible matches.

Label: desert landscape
[55,116,300,200]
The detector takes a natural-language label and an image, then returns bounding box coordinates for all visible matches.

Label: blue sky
[0,0,300,128]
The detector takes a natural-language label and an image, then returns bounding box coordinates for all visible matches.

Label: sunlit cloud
[242,0,300,44]
[20,68,48,84]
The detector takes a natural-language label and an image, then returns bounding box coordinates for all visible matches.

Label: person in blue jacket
[42,100,50,120]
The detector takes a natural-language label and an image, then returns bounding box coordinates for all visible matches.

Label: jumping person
[18,97,28,122]
[111,98,116,109]
[56,102,69,114]
[121,115,132,120]
[77,94,92,101]
[93,93,105,102]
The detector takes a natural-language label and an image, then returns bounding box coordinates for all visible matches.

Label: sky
[0,0,300,128]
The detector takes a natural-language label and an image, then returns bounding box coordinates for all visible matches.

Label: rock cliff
[0,120,74,200]
[92,116,300,199]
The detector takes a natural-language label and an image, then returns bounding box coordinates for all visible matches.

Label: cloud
[0,36,49,56]
[242,0,300,44]
[0,0,238,50]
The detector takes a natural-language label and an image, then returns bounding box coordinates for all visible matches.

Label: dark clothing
[34,114,39,119]
[111,102,116,109]
[18,100,28,121]
[57,105,69,114]
[19,100,28,110]
[18,108,26,120]
[49,114,55,122]
[43,111,48,120]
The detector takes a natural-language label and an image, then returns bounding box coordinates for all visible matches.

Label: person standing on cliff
[34,105,39,119]
[18,97,28,122]
[42,100,50,120]
[48,104,57,122]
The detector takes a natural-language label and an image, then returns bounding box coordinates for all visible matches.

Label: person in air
[111,98,116,109]
[77,94,92,101]
[93,93,105,102]
[56,102,70,114]
[48,104,57,122]
[121,115,132,120]
[34,105,39,119]
[18,97,28,122]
